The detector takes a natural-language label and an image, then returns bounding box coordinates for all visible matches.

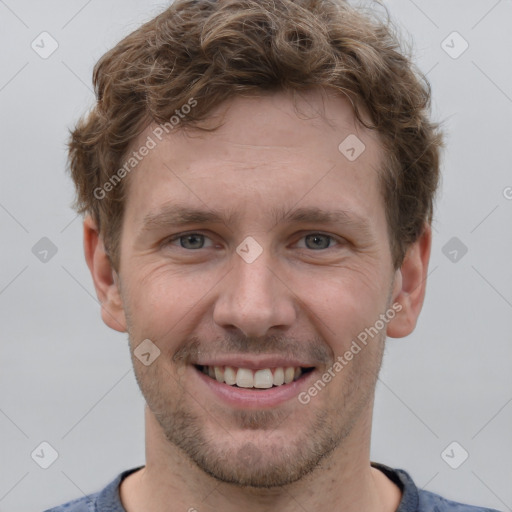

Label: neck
[120,406,402,512]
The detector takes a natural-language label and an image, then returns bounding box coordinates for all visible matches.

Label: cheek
[123,263,218,338]
[299,269,389,350]
[122,248,391,350]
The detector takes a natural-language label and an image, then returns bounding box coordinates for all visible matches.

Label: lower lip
[194,367,316,409]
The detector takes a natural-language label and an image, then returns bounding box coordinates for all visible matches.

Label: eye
[296,233,339,250]
[166,233,214,250]
[163,232,342,252]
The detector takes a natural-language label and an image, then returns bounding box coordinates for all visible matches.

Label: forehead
[121,89,385,231]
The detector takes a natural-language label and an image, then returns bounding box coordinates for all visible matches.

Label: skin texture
[84,88,431,512]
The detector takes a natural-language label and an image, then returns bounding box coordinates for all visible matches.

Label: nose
[212,248,297,338]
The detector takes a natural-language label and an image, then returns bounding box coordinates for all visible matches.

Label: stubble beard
[121,279,389,489]
[129,338,383,489]
[121,286,388,489]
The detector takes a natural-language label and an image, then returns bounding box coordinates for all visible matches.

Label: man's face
[112,89,400,487]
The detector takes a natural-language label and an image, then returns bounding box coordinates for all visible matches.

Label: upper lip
[193,355,316,370]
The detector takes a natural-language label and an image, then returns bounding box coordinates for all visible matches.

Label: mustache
[172,332,332,366]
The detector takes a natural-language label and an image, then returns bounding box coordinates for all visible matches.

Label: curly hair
[68,0,443,271]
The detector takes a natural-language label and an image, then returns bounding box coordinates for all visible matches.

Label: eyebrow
[141,204,239,232]
[140,204,374,238]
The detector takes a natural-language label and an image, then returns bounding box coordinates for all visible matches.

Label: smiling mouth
[195,365,315,389]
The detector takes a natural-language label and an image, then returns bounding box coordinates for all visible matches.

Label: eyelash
[164,232,343,251]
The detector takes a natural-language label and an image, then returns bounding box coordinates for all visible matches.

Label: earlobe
[83,216,127,333]
[386,224,432,339]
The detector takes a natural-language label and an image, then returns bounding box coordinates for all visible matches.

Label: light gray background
[0,1,511,511]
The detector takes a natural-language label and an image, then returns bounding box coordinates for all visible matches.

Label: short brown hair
[68,0,443,271]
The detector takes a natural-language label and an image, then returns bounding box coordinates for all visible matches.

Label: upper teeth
[201,366,303,388]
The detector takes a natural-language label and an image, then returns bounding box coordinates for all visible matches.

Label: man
[45,0,499,511]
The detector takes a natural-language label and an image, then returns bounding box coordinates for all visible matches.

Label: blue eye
[169,233,214,250]
[298,233,338,250]
[164,232,339,251]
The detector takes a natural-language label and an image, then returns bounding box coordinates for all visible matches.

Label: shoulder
[43,493,98,512]
[371,462,501,512]
[43,467,143,512]
[417,488,502,512]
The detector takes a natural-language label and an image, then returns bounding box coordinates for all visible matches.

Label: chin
[155,404,344,488]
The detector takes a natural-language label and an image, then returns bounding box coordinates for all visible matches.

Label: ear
[83,216,127,333]
[386,223,432,338]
